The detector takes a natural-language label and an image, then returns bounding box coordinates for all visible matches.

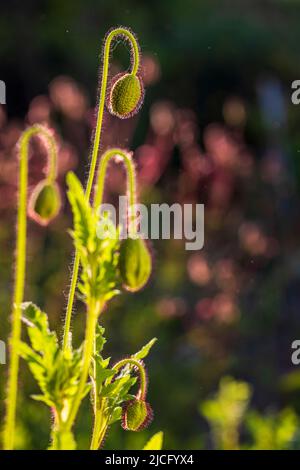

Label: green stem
[4,125,58,450]
[64,298,101,432]
[93,147,137,213]
[90,358,147,450]
[112,358,147,399]
[90,398,108,450]
[62,27,140,352]
[44,133,58,183]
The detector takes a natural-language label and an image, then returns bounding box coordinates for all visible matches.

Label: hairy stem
[93,148,137,236]
[64,298,101,432]
[93,148,136,209]
[90,398,109,450]
[112,358,147,399]
[50,411,73,450]
[4,125,58,450]
[90,357,147,450]
[63,27,140,351]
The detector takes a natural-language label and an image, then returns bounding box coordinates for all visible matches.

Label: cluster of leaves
[246,409,299,450]
[19,298,157,449]
[19,302,157,448]
[19,302,85,416]
[201,376,250,450]
[66,172,120,304]
[17,169,159,449]
[200,376,299,450]
[93,326,156,427]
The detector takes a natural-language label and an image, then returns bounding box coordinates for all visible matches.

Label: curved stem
[94,148,137,238]
[90,357,147,450]
[93,148,136,210]
[89,150,138,449]
[62,27,140,352]
[112,358,147,399]
[4,125,58,450]
[44,133,58,183]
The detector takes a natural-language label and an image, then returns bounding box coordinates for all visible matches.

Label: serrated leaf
[66,171,94,251]
[18,341,43,366]
[94,357,114,386]
[102,376,132,397]
[95,324,107,354]
[143,432,164,450]
[66,172,120,305]
[20,302,86,421]
[21,302,58,366]
[31,394,55,408]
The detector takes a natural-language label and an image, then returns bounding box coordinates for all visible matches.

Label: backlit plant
[3,27,158,451]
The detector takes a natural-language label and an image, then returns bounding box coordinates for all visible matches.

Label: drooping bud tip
[119,237,152,292]
[122,398,153,431]
[107,73,144,119]
[28,180,61,226]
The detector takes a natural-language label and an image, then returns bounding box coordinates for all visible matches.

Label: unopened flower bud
[122,398,153,431]
[119,238,152,292]
[107,73,144,119]
[28,180,61,225]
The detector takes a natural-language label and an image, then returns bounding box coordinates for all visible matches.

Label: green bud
[108,73,144,119]
[119,237,152,292]
[28,180,61,225]
[122,398,153,432]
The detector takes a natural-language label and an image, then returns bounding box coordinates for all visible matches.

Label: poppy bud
[108,73,144,119]
[119,238,152,292]
[122,398,153,431]
[28,180,61,225]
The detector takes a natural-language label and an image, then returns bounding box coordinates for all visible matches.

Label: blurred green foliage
[201,376,299,450]
[201,376,251,450]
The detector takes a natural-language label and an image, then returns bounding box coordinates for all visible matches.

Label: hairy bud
[119,238,152,292]
[122,398,153,431]
[107,73,144,119]
[28,180,61,225]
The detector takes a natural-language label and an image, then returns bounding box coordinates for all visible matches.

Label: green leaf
[31,394,55,408]
[66,171,94,252]
[20,301,85,423]
[102,376,135,398]
[95,324,107,354]
[21,302,58,366]
[94,356,114,386]
[18,341,43,366]
[109,406,122,425]
[143,432,164,450]
[66,171,120,305]
[133,338,157,360]
[19,341,47,392]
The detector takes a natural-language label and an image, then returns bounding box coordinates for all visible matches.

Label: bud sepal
[122,398,153,432]
[28,180,61,226]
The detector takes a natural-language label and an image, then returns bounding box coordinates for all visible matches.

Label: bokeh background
[2,0,300,449]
